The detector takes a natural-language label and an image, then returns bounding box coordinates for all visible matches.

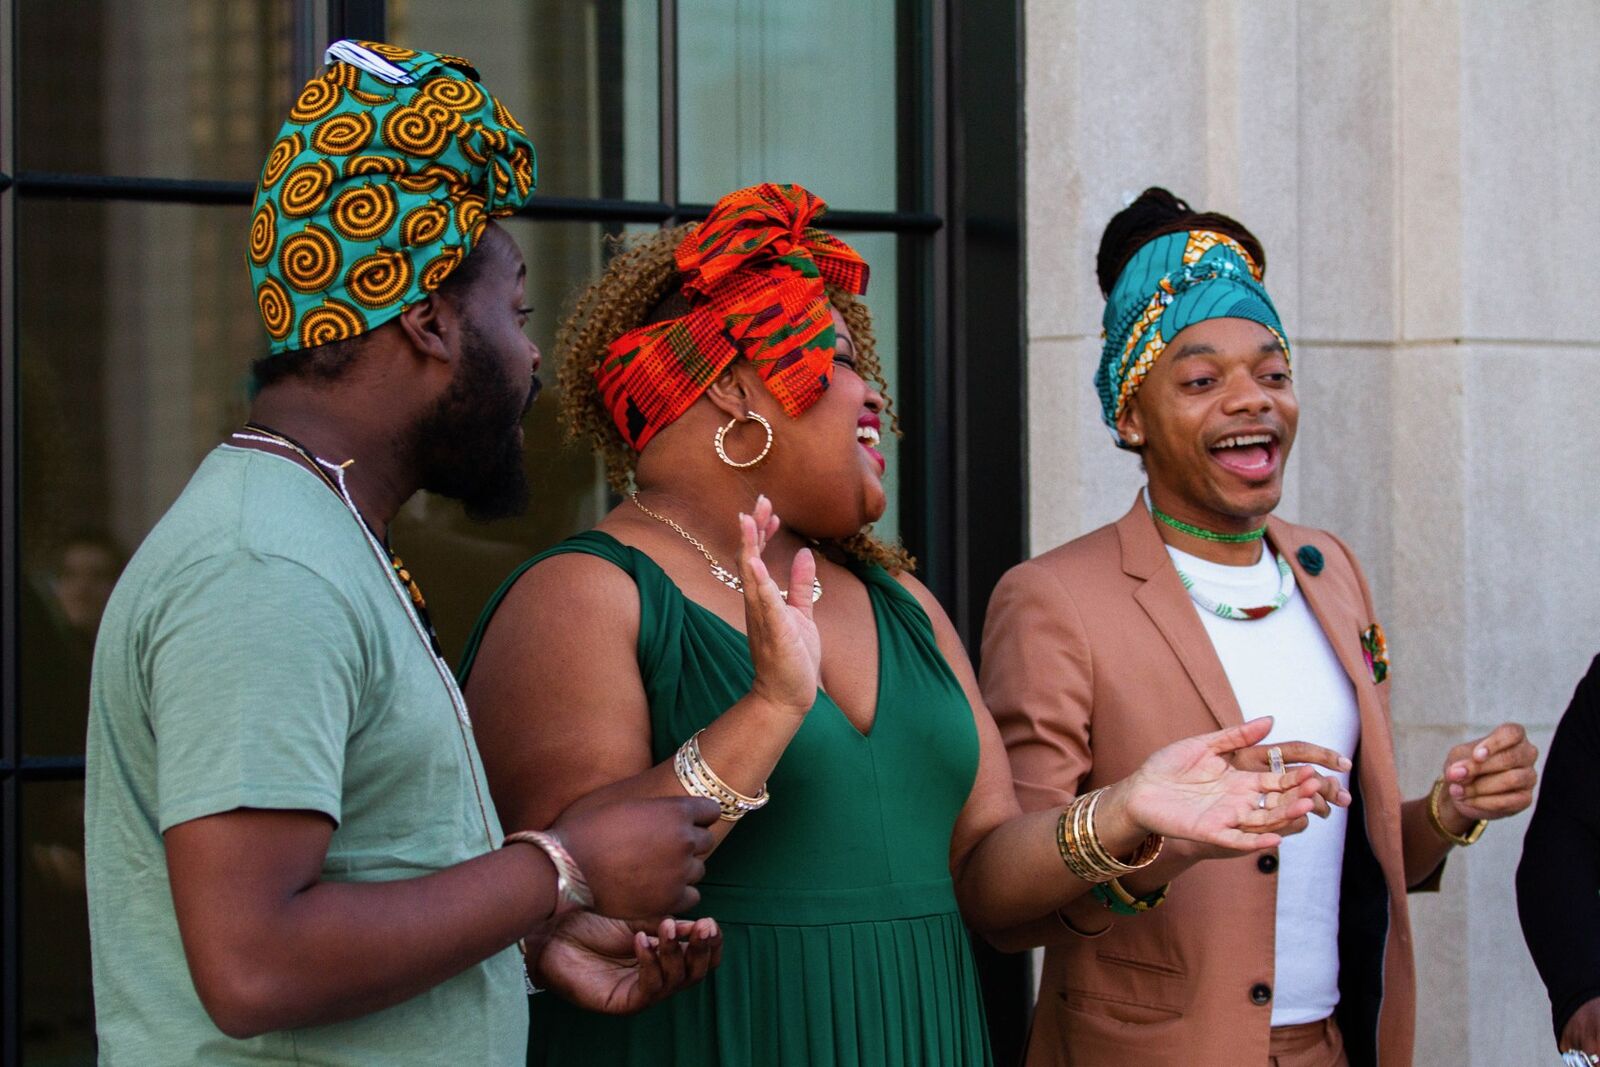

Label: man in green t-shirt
[85,41,721,1065]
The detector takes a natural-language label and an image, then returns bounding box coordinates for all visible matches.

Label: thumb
[1206,715,1274,754]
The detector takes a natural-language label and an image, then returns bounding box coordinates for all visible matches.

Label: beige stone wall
[1021,1,1600,1059]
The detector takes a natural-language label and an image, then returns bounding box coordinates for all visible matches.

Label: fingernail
[1475,746,1489,760]
[1450,784,1465,798]
[1339,757,1352,770]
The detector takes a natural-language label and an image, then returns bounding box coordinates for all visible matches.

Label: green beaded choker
[1145,489,1267,544]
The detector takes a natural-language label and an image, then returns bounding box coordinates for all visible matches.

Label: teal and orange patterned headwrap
[595,183,869,452]
[1095,230,1289,444]
[248,40,537,355]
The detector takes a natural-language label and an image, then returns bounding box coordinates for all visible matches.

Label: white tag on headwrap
[325,39,415,85]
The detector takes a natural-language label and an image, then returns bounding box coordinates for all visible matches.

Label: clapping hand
[738,494,822,719]
[536,913,722,1015]
[1115,716,1350,855]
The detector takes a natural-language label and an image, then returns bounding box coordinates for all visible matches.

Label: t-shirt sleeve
[146,550,366,832]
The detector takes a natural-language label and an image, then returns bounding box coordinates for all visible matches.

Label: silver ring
[1256,793,1268,810]
[1268,746,1285,776]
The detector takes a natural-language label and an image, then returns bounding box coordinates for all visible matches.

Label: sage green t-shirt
[85,446,528,1065]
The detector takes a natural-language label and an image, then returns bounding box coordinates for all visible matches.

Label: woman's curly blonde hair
[556,223,915,574]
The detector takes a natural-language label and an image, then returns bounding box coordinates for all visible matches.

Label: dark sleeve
[1517,654,1600,1042]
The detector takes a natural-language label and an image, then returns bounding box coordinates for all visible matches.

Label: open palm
[738,497,822,715]
[536,912,722,1016]
[1124,717,1323,853]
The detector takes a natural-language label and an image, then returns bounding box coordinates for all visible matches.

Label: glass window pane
[21,780,96,1064]
[17,200,615,743]
[18,1,305,182]
[388,0,662,202]
[17,199,253,755]
[677,0,898,210]
[388,218,615,663]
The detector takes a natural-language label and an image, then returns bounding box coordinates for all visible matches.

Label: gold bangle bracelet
[673,730,770,822]
[1082,788,1164,875]
[1056,789,1164,883]
[1427,776,1487,846]
[1057,805,1108,884]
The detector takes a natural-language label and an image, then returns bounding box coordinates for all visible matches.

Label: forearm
[189,844,558,1037]
[954,782,1151,933]
[562,691,806,850]
[1400,795,1458,888]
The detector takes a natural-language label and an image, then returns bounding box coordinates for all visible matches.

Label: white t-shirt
[1166,544,1362,1027]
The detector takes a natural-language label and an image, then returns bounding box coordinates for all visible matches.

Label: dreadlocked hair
[555,224,915,574]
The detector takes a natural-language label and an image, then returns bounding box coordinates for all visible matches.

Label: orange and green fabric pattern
[596,183,870,452]
[248,39,537,355]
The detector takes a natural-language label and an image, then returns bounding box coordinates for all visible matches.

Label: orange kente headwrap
[595,182,869,452]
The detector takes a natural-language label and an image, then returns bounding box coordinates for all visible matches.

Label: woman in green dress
[460,183,1350,1066]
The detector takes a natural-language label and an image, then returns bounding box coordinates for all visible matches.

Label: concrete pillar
[1022,1,1599,1059]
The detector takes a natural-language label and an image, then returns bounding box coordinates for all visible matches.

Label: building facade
[2,0,1589,1063]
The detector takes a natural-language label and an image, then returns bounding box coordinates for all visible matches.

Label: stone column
[1022,1,1598,1059]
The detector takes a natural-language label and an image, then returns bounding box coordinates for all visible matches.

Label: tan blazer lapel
[1117,495,1245,732]
[1271,520,1373,700]
[1273,520,1407,854]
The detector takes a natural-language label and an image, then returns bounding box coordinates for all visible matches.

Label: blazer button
[1250,983,1273,1006]
[1257,854,1278,874]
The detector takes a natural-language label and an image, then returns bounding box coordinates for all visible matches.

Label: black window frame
[0,0,1024,1059]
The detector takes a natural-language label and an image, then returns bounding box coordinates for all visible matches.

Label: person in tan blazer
[980,189,1539,1067]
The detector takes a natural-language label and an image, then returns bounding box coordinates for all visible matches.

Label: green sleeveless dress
[458,531,992,1067]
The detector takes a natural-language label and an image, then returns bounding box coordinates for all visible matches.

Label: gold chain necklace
[629,491,822,603]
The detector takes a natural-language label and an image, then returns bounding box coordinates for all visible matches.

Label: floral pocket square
[1360,623,1389,684]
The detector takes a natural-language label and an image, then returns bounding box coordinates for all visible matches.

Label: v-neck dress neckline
[460,529,993,1066]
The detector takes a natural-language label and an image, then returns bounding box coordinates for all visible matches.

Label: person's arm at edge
[1517,656,1600,1045]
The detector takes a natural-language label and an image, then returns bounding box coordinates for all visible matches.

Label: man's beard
[409,323,536,522]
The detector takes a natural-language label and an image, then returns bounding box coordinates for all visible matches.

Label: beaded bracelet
[674,730,770,822]
[1091,877,1170,916]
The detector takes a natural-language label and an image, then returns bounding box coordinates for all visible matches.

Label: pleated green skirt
[528,906,989,1065]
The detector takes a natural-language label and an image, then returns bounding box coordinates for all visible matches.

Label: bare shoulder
[481,546,643,653]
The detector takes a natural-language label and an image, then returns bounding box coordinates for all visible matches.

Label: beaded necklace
[1172,550,1298,621]
[1150,504,1267,544]
[231,423,535,992]
[1143,487,1296,621]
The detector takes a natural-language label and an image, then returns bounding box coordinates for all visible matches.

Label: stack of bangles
[1057,787,1170,915]
[675,730,770,822]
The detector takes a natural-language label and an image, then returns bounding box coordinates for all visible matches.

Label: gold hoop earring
[715,412,774,469]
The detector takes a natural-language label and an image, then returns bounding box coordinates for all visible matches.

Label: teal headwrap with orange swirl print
[1095,229,1289,444]
[248,40,537,355]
